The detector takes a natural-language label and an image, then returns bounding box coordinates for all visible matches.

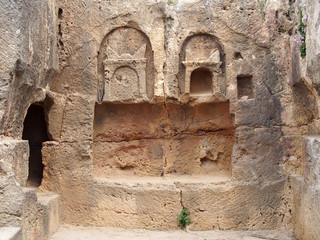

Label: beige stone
[1,0,320,239]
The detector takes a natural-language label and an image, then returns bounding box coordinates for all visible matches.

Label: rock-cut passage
[22,104,49,187]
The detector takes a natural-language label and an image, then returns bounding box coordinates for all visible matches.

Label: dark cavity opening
[234,52,243,60]
[22,104,49,187]
[58,8,63,19]
[237,75,254,100]
[190,68,213,95]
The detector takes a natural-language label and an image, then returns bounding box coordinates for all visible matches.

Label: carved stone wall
[97,27,154,103]
[3,0,320,237]
[93,102,235,178]
[179,34,225,101]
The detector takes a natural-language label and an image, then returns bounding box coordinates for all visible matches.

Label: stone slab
[62,178,292,231]
[0,140,29,187]
[37,192,61,237]
[49,225,294,240]
[0,228,22,240]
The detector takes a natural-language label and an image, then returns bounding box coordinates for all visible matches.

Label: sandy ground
[50,225,294,240]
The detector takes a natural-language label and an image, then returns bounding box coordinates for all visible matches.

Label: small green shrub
[257,0,267,21]
[167,0,178,5]
[177,208,191,229]
[296,4,307,58]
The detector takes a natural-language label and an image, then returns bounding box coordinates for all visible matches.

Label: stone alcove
[92,102,235,178]
[237,75,254,100]
[179,34,225,98]
[93,31,234,179]
[97,26,154,102]
[190,68,213,95]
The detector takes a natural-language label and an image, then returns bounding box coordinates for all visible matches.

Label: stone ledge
[49,225,294,240]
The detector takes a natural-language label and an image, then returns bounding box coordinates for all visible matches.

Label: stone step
[21,188,60,240]
[49,225,295,240]
[37,191,61,237]
[0,227,22,240]
[66,177,289,231]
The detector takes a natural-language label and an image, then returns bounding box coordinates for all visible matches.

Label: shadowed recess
[22,104,49,187]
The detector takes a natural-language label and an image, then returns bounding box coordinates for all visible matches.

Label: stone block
[60,178,292,231]
[232,127,284,182]
[304,137,320,185]
[89,178,182,229]
[0,227,22,240]
[235,80,281,127]
[47,93,67,140]
[93,134,234,178]
[282,136,306,176]
[93,102,234,142]
[0,140,29,187]
[0,141,27,228]
[291,176,320,240]
[41,141,93,192]
[181,180,291,231]
[37,192,61,237]
[60,94,95,142]
[21,189,60,240]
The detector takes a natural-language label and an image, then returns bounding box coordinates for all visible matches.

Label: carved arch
[97,27,154,102]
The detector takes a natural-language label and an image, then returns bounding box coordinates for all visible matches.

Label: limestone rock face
[0,140,28,228]
[38,0,295,231]
[0,0,58,138]
[0,0,320,239]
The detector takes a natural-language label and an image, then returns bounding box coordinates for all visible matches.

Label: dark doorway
[22,104,49,187]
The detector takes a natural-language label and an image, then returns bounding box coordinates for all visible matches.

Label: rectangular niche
[93,102,235,178]
[190,68,213,95]
[237,75,254,100]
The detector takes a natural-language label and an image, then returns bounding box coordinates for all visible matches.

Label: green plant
[297,4,307,58]
[177,208,191,229]
[168,0,178,5]
[257,0,267,21]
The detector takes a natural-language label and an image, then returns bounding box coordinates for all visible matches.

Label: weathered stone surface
[292,176,320,240]
[290,137,320,240]
[0,172,24,228]
[1,0,320,239]
[232,127,284,182]
[41,141,93,225]
[282,136,306,176]
[181,180,292,231]
[93,102,234,141]
[305,0,320,94]
[0,0,57,138]
[21,188,60,240]
[93,134,234,177]
[0,140,29,187]
[37,192,61,237]
[0,227,22,240]
[50,226,294,240]
[0,140,28,228]
[50,178,292,230]
[59,94,95,142]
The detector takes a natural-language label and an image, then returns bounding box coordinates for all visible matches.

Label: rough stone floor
[50,225,294,240]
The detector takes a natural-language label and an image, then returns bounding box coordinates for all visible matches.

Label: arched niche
[97,27,154,102]
[179,34,225,97]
